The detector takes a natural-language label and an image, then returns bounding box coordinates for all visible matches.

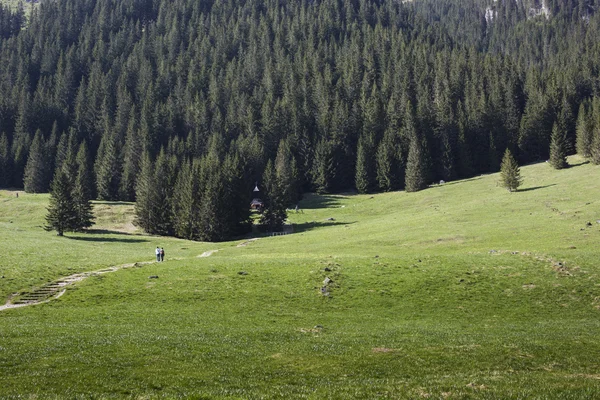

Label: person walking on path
[160,248,165,262]
[156,246,161,262]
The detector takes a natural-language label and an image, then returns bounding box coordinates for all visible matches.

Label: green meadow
[1,156,599,399]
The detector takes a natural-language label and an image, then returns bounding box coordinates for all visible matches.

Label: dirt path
[237,238,259,247]
[198,250,218,257]
[0,261,153,312]
[3,242,257,312]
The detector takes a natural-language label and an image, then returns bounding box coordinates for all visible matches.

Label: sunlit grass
[1,156,599,398]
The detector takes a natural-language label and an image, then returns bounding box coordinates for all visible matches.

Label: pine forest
[1,0,600,240]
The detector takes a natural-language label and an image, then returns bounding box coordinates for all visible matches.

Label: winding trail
[0,261,153,312]
[1,244,243,312]
[198,250,219,257]
[237,238,259,247]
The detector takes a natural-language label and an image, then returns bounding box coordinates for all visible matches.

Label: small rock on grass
[238,271,248,275]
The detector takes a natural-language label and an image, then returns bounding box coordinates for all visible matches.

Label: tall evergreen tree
[312,138,335,194]
[549,122,569,169]
[575,102,593,158]
[591,125,600,165]
[0,133,10,187]
[73,142,95,230]
[95,127,121,201]
[500,149,522,192]
[23,130,49,193]
[274,139,299,207]
[134,152,156,233]
[45,169,76,236]
[171,159,201,240]
[260,159,288,232]
[404,104,429,192]
[355,136,371,194]
[152,148,174,235]
[119,108,142,201]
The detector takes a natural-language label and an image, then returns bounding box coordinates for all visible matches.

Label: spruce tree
[0,133,10,188]
[95,129,121,201]
[549,122,568,169]
[404,104,429,193]
[171,159,200,240]
[260,160,287,232]
[73,142,95,230]
[119,109,141,201]
[575,102,592,158]
[45,122,59,189]
[23,130,49,193]
[312,138,334,194]
[500,149,522,192]
[274,139,299,207]
[355,137,371,194]
[152,149,173,235]
[45,169,76,236]
[591,125,600,165]
[134,152,156,233]
[54,132,69,175]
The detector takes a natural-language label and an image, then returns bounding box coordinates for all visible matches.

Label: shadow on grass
[66,235,149,243]
[568,160,590,168]
[85,229,137,236]
[300,194,350,209]
[294,220,355,233]
[92,201,134,206]
[517,184,557,192]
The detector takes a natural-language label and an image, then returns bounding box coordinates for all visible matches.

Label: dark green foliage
[500,149,522,192]
[591,125,600,165]
[119,109,142,201]
[24,130,49,193]
[171,159,200,240]
[260,160,288,233]
[549,122,569,169]
[0,133,10,187]
[151,149,174,236]
[133,152,156,233]
[575,102,593,158]
[312,139,335,194]
[274,140,299,207]
[1,0,600,237]
[376,129,403,192]
[45,170,76,236]
[94,115,121,201]
[405,105,429,193]
[355,137,372,194]
[73,142,95,230]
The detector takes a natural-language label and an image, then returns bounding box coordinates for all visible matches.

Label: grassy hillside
[1,156,599,398]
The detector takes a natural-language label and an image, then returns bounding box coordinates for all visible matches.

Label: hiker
[155,246,161,262]
[160,248,165,262]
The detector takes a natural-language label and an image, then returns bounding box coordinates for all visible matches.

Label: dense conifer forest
[0,0,599,240]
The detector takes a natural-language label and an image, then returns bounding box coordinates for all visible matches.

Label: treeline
[1,0,600,239]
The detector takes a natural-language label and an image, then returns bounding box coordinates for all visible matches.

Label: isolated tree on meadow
[500,149,522,192]
[549,122,568,169]
[73,142,95,230]
[45,169,77,236]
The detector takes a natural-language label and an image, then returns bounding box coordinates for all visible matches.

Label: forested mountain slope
[0,0,599,239]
